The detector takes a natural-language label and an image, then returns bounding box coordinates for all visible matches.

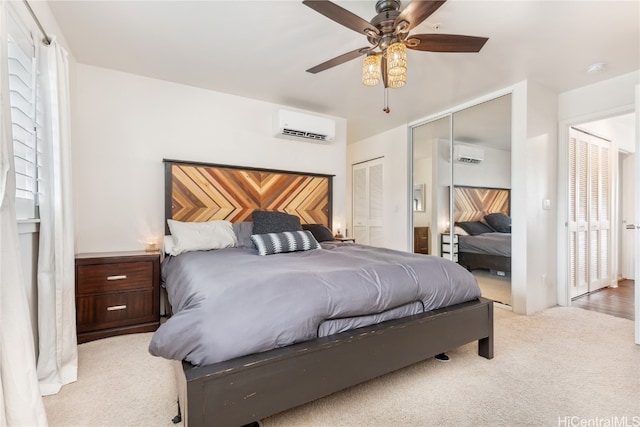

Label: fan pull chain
[383,87,390,114]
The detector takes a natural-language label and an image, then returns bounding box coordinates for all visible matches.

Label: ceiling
[47,1,640,142]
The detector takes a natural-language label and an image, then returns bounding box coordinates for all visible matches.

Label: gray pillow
[232,221,254,248]
[455,221,494,236]
[252,211,302,235]
[302,223,335,242]
[484,213,511,233]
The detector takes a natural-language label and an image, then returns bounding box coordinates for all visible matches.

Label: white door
[621,152,636,280]
[352,158,384,247]
[634,84,639,345]
[568,127,614,298]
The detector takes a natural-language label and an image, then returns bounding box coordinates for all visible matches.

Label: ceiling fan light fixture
[387,71,406,89]
[362,54,382,86]
[386,42,407,76]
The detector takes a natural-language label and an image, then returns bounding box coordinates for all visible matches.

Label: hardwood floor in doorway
[572,280,635,320]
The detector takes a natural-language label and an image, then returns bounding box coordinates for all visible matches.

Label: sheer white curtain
[36,38,77,395]
[0,0,48,424]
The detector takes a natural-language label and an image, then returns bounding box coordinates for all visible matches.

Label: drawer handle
[107,305,127,311]
[107,275,127,281]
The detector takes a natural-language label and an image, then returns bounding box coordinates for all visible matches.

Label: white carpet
[43,307,639,427]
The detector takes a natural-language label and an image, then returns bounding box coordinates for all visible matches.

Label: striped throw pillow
[251,230,320,256]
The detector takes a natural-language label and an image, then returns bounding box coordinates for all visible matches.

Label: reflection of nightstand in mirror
[334,237,355,243]
[414,227,429,254]
[440,233,458,262]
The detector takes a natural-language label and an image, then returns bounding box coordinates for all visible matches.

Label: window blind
[7,15,40,220]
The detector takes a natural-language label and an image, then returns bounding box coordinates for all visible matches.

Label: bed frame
[454,186,511,273]
[458,252,511,273]
[163,160,494,427]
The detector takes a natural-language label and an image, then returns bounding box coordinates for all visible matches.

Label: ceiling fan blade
[306,47,370,74]
[303,0,379,36]
[407,34,488,52]
[395,1,447,33]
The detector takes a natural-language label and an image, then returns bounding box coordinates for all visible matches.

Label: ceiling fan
[303,0,488,111]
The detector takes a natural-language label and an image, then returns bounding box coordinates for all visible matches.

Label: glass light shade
[387,71,406,89]
[386,42,407,76]
[362,54,381,86]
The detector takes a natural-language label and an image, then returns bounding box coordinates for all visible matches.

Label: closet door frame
[352,157,384,247]
[558,107,631,307]
[568,127,615,298]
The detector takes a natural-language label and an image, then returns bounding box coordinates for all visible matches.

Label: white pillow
[163,235,176,254]
[167,219,238,256]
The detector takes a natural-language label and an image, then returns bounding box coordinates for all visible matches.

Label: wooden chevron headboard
[453,186,510,223]
[164,159,333,234]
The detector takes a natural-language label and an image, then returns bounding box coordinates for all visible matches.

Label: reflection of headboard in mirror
[164,159,333,234]
[454,186,510,222]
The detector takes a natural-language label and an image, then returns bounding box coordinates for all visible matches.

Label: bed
[454,186,511,274]
[153,160,494,427]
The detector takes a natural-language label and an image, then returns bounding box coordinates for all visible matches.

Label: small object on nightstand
[334,237,355,243]
[334,229,343,239]
[145,241,159,252]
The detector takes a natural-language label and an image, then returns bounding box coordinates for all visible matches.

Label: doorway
[567,113,636,319]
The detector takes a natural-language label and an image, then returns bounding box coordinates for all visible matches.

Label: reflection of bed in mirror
[453,186,511,273]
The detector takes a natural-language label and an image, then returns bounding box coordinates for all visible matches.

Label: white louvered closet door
[352,158,384,247]
[569,128,613,298]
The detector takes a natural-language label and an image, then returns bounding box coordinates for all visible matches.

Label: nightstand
[440,233,459,262]
[75,251,160,343]
[414,227,429,254]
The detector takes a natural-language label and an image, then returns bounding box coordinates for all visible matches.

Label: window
[7,10,41,220]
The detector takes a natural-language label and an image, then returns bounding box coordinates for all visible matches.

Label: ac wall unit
[273,109,336,143]
[453,145,485,164]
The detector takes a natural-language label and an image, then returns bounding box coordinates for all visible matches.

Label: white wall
[579,116,636,154]
[71,64,347,253]
[559,71,639,123]
[347,125,409,252]
[523,80,559,313]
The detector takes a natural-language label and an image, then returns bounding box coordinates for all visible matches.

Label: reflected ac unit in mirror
[453,145,485,164]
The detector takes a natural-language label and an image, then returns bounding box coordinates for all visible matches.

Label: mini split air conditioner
[273,109,336,143]
[453,145,485,164]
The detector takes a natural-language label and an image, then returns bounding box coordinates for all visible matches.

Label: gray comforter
[149,242,481,366]
[458,232,511,257]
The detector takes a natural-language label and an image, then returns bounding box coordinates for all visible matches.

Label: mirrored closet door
[411,94,513,306]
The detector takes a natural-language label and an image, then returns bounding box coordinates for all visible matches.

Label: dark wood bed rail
[177,298,494,427]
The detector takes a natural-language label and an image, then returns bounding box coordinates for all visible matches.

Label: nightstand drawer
[441,243,458,252]
[76,290,154,332]
[442,234,458,244]
[77,261,153,295]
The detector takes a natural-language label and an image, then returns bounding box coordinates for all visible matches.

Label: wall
[71,64,347,253]
[346,125,409,252]
[523,80,559,313]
